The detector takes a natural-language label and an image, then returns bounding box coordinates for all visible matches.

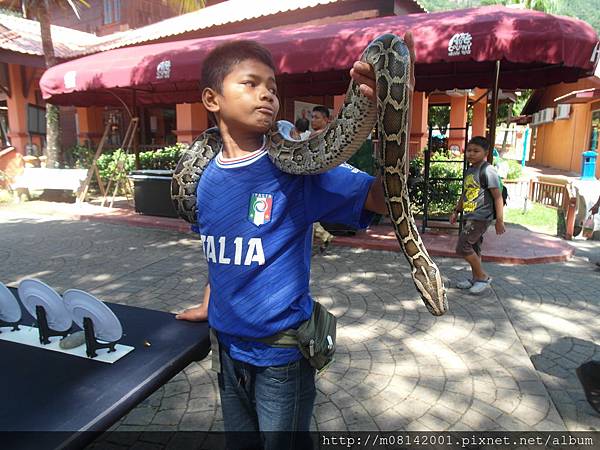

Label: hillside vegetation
[419,0,600,33]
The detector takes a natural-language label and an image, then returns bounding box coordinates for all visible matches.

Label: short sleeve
[303,163,375,229]
[484,164,500,189]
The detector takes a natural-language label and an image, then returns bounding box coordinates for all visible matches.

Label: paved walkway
[2,206,600,444]
[334,224,574,264]
[0,200,575,264]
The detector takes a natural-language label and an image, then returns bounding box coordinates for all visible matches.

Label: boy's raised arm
[351,32,415,217]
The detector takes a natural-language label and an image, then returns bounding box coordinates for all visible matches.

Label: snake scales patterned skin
[171,34,448,316]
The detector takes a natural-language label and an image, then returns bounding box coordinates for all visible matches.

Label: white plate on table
[18,279,72,331]
[0,282,21,323]
[63,289,123,342]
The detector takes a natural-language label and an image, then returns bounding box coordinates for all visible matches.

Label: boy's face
[311,111,329,132]
[209,59,279,134]
[465,143,487,165]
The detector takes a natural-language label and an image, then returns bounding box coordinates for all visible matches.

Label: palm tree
[1,0,205,166]
[0,0,90,167]
[167,0,206,14]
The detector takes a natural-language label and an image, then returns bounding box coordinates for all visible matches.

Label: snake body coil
[171,34,448,316]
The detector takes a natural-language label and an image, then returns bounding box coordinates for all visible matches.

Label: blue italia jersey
[196,142,374,367]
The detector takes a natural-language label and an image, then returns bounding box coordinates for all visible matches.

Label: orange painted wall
[410,91,428,157]
[529,77,600,177]
[448,95,467,151]
[76,106,105,146]
[6,64,45,155]
[175,103,209,144]
[471,88,487,137]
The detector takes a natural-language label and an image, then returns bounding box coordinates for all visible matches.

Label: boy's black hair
[312,105,330,119]
[294,117,309,133]
[201,40,276,93]
[467,136,491,152]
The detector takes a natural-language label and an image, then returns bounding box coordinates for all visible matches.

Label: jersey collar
[216,138,268,169]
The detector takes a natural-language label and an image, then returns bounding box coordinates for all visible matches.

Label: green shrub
[96,149,135,181]
[409,152,464,216]
[65,144,95,169]
[347,140,375,175]
[95,143,188,184]
[505,159,523,180]
[409,156,425,212]
[137,143,187,170]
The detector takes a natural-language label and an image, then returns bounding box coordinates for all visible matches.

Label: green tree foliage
[428,106,451,134]
[479,0,558,13]
[555,0,600,34]
[419,0,599,33]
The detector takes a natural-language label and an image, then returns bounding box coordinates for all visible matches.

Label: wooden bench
[10,168,89,200]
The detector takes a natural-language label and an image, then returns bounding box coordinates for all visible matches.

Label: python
[199,235,265,266]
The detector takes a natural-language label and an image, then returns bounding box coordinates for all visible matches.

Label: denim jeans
[218,347,316,450]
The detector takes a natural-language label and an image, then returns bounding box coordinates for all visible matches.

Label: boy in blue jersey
[176,35,414,449]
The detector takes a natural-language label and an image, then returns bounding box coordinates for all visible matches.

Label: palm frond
[165,0,205,15]
[0,0,90,19]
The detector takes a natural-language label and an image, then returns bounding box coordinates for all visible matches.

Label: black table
[1,287,210,450]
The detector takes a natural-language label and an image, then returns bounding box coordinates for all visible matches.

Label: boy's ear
[202,87,220,114]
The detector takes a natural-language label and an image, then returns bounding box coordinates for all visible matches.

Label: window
[114,0,121,22]
[103,0,113,24]
[103,0,121,24]
[27,105,46,135]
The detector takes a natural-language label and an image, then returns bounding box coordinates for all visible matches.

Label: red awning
[40,5,599,107]
[554,88,600,104]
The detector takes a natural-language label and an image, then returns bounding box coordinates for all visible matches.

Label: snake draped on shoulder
[171,34,448,316]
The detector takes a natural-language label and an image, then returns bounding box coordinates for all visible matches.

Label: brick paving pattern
[2,207,600,442]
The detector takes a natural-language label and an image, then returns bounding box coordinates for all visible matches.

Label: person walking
[450,136,506,294]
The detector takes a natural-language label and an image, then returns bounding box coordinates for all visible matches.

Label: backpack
[479,162,508,217]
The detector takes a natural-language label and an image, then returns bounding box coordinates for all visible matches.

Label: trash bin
[128,170,178,218]
[581,150,598,180]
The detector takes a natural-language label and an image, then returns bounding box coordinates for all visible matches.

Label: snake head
[416,264,448,316]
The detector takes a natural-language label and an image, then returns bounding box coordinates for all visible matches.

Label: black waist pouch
[240,301,337,372]
[296,301,337,372]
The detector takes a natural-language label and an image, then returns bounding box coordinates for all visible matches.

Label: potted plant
[97,144,186,218]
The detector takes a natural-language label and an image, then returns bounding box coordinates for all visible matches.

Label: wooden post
[488,61,501,163]
[77,123,110,203]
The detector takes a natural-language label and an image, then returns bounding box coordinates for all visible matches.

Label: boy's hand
[495,219,506,235]
[590,204,599,215]
[350,31,415,102]
[175,305,208,322]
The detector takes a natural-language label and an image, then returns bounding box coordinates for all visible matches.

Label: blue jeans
[218,347,316,450]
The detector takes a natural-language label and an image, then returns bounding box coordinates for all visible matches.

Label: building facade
[523,69,600,178]
[1,0,512,173]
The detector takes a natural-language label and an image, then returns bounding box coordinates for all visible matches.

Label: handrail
[528,179,569,210]
[0,146,15,158]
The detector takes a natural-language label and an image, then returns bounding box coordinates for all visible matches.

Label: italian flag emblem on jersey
[248,193,273,226]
